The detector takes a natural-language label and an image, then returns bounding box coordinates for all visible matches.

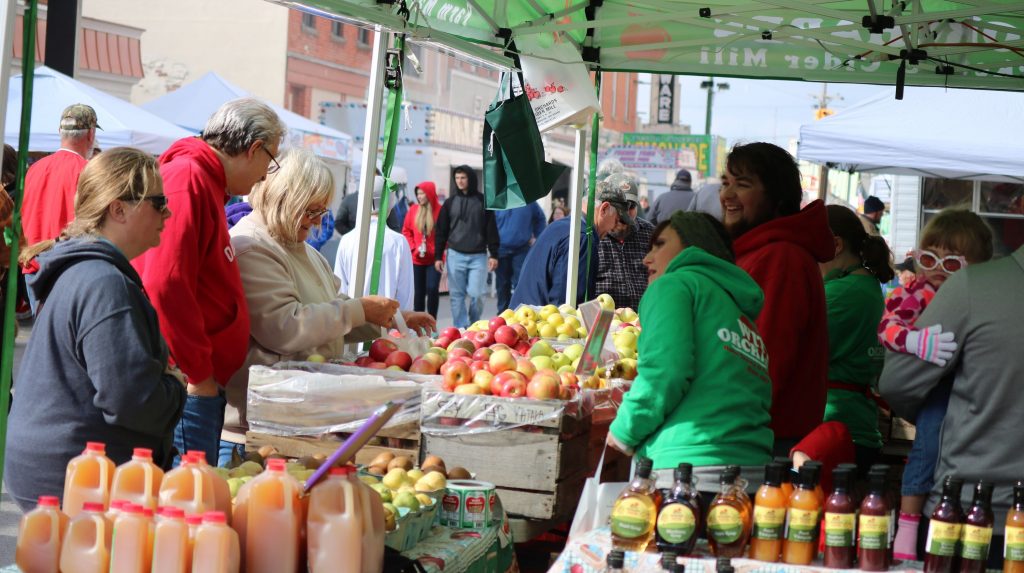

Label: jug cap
[267,459,287,472]
[85,442,106,453]
[123,504,146,515]
[185,514,203,525]
[143,508,154,519]
[202,511,227,524]
[329,466,354,476]
[159,506,185,519]
[82,502,105,512]
[132,448,153,459]
[37,496,60,507]
[185,450,207,464]
[109,499,128,511]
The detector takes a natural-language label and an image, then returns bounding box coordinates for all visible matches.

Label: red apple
[510,323,528,341]
[514,341,532,356]
[515,358,537,379]
[488,349,516,374]
[472,347,494,362]
[559,371,579,387]
[500,377,527,398]
[421,352,445,369]
[440,327,462,341]
[559,385,573,400]
[469,330,495,349]
[369,338,399,362]
[447,339,475,355]
[469,360,488,375]
[354,356,374,367]
[492,371,525,396]
[434,336,453,350]
[442,360,472,389]
[409,359,438,375]
[472,370,494,394]
[488,316,507,333]
[489,343,511,353]
[493,325,519,347]
[384,351,412,371]
[448,347,472,360]
[527,371,561,400]
[368,362,388,370]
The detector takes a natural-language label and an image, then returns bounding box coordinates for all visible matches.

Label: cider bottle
[609,457,658,552]
[63,442,115,518]
[109,503,151,573]
[859,470,891,571]
[823,467,857,569]
[960,481,995,573]
[774,457,795,500]
[152,506,190,573]
[307,466,371,573]
[15,495,67,573]
[110,448,164,511]
[707,466,752,558]
[192,511,240,573]
[656,463,702,556]
[159,452,216,516]
[234,458,302,573]
[749,462,787,562]
[187,450,232,518]
[783,465,821,565]
[106,499,127,523]
[59,502,111,573]
[1004,482,1024,573]
[924,477,965,573]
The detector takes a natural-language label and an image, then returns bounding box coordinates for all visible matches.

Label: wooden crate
[245,418,420,466]
[419,389,592,521]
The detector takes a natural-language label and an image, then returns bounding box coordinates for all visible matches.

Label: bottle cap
[37,496,60,508]
[329,466,353,476]
[720,466,739,484]
[109,499,128,511]
[124,503,145,515]
[675,463,693,483]
[635,457,653,479]
[662,552,678,569]
[186,450,207,464]
[82,502,105,512]
[764,462,786,487]
[132,448,153,459]
[202,511,227,524]
[798,465,816,489]
[143,508,154,519]
[159,506,185,519]
[267,458,287,472]
[803,461,822,485]
[976,481,995,502]
[607,550,625,568]
[185,514,203,526]
[868,464,890,476]
[831,467,853,492]
[673,564,687,573]
[85,442,106,453]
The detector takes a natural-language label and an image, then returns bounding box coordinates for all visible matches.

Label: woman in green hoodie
[608,211,774,490]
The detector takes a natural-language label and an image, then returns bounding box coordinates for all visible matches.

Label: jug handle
[191,467,205,507]
[93,515,106,552]
[143,463,153,505]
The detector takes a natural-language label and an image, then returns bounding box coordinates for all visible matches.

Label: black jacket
[336,192,402,236]
[434,169,499,259]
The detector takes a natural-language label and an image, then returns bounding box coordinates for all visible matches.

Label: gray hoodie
[4,238,185,510]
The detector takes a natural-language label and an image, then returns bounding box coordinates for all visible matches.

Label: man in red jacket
[720,142,835,454]
[133,98,285,465]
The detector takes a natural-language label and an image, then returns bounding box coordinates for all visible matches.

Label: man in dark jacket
[648,168,696,224]
[495,202,546,312]
[434,166,499,328]
[336,187,402,235]
[596,173,654,311]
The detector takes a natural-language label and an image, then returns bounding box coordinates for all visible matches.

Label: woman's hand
[360,295,400,327]
[791,450,811,469]
[401,311,436,336]
[606,432,634,456]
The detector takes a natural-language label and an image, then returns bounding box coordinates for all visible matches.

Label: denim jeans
[901,378,952,496]
[413,263,441,318]
[446,249,488,328]
[496,246,529,313]
[219,440,246,468]
[172,392,227,467]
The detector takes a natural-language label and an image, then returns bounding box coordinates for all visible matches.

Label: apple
[492,325,518,347]
[595,293,616,312]
[368,362,388,369]
[538,323,558,338]
[515,358,537,379]
[434,336,453,350]
[369,339,399,362]
[469,330,495,349]
[559,385,573,400]
[530,355,554,372]
[447,339,475,355]
[469,360,488,375]
[618,308,639,323]
[558,303,575,314]
[488,349,516,374]
[472,370,494,394]
[522,319,539,337]
[472,347,494,362]
[421,351,445,368]
[550,352,572,370]
[385,351,413,371]
[440,327,461,341]
[454,383,483,395]
[501,377,528,398]
[558,364,575,374]
[306,353,326,363]
[387,365,405,371]
[492,371,526,396]
[559,371,579,387]
[489,343,511,353]
[527,371,561,400]
[442,361,472,389]
[528,340,555,358]
[563,344,585,361]
[514,341,532,356]
[510,323,528,341]
[514,307,537,323]
[488,316,507,333]
[354,356,374,367]
[610,358,638,380]
[409,359,438,375]
[448,347,472,360]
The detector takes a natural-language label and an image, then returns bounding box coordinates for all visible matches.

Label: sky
[635,74,895,149]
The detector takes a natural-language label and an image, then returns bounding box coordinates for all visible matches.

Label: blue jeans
[446,250,488,328]
[901,378,952,496]
[172,392,227,468]
[219,440,245,468]
[496,246,529,313]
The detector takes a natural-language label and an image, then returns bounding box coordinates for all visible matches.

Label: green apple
[393,491,421,512]
[563,344,584,361]
[616,346,636,360]
[212,467,230,480]
[550,352,571,370]
[371,483,393,502]
[556,333,570,341]
[595,293,615,311]
[557,365,575,374]
[227,477,244,498]
[528,340,555,358]
[307,353,326,363]
[530,356,554,371]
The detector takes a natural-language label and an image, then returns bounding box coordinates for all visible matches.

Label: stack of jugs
[15,495,67,572]
[186,450,232,517]
[110,448,164,511]
[159,451,218,517]
[233,458,302,573]
[60,501,112,573]
[307,465,385,573]
[193,511,240,573]
[63,442,115,517]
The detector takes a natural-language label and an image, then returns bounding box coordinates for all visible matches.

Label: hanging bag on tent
[482,67,566,210]
[517,32,601,132]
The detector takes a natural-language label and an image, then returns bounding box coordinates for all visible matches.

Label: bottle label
[610,497,653,539]
[1006,525,1024,561]
[707,505,743,544]
[752,505,785,541]
[656,502,696,544]
[859,514,890,550]
[786,507,819,543]
[925,520,963,557]
[824,512,855,547]
[961,524,993,560]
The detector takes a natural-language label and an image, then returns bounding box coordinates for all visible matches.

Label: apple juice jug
[63,442,114,518]
[110,447,164,511]
[307,466,385,573]
[59,501,111,573]
[151,506,190,573]
[109,503,151,573]
[193,511,240,573]
[960,481,995,573]
[783,465,821,565]
[925,476,966,573]
[823,467,857,569]
[159,452,216,516]
[749,462,787,562]
[707,466,752,558]
[656,463,702,556]
[187,450,232,518]
[234,458,301,573]
[609,457,658,552]
[859,470,891,571]
[346,465,385,572]
[15,495,67,573]
[1005,482,1024,573]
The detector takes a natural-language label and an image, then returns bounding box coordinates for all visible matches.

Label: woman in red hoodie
[402,181,442,318]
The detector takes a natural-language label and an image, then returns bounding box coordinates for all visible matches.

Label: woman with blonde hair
[5,147,186,511]
[222,149,434,464]
[402,181,442,317]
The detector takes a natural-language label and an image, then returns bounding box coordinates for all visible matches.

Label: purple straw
[302,400,404,493]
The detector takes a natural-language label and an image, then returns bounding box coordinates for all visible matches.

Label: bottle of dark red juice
[960,481,995,573]
[824,467,857,569]
[859,470,891,571]
[924,476,965,573]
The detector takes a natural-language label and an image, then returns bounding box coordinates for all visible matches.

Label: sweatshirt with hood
[609,247,774,469]
[733,199,835,443]
[132,137,250,386]
[402,181,441,266]
[434,168,499,258]
[5,238,186,510]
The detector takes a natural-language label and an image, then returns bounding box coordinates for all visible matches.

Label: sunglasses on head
[915,249,967,273]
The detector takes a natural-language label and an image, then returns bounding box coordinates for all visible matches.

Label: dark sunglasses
[123,195,169,213]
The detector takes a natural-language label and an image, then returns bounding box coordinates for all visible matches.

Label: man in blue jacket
[495,203,546,312]
[510,182,632,308]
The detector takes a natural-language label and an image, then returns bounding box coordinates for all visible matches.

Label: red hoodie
[733,199,835,442]
[132,137,249,386]
[402,181,441,266]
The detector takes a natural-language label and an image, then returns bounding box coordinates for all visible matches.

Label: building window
[289,84,308,117]
[920,178,1024,257]
[301,13,316,33]
[358,27,371,47]
[331,21,344,40]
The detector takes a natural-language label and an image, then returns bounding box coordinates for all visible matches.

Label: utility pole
[813,83,841,200]
[701,77,729,135]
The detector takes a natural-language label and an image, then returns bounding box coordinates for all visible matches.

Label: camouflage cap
[596,172,638,229]
[60,103,101,131]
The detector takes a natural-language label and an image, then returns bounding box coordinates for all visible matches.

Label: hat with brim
[597,173,638,229]
[894,256,915,272]
[60,103,101,131]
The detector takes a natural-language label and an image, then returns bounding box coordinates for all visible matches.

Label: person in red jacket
[402,181,442,318]
[132,97,286,465]
[720,142,835,454]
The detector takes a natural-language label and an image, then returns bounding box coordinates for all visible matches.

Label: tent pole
[0,0,15,143]
[564,127,588,305]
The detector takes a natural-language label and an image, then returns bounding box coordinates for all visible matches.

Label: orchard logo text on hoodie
[717,316,769,373]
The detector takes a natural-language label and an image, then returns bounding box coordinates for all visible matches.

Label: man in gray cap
[595,173,655,311]
[21,103,99,247]
[648,168,695,225]
[510,179,631,307]
[860,196,885,235]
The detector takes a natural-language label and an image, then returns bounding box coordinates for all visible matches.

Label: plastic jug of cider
[193,511,240,573]
[62,442,114,518]
[110,448,164,511]
[151,506,190,573]
[108,503,152,573]
[307,466,384,573]
[59,501,111,573]
[106,499,128,523]
[15,495,67,573]
[348,466,385,572]
[186,450,232,518]
[159,452,215,516]
[233,458,301,573]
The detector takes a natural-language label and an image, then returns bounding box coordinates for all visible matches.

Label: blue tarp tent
[143,72,352,162]
[5,66,191,155]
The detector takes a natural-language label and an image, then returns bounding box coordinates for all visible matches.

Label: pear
[382,468,408,490]
[370,483,392,502]
[393,491,421,512]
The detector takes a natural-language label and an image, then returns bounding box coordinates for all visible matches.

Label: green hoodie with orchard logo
[609,246,774,469]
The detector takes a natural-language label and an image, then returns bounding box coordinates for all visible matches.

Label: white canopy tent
[798,87,1024,183]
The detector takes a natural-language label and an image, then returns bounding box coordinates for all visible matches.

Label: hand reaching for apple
[361,295,400,327]
[400,311,436,336]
